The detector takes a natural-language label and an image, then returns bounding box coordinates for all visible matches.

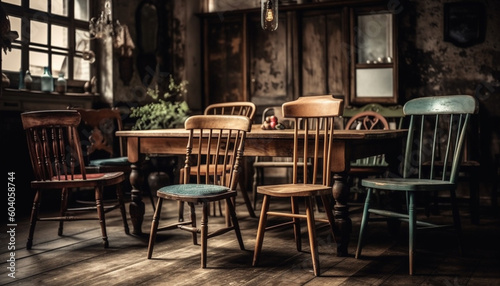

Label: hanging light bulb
[261,0,278,31]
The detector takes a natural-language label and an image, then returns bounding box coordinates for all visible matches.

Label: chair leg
[189,202,198,245]
[252,166,259,210]
[291,197,302,252]
[305,196,320,276]
[320,195,337,240]
[201,201,209,268]
[95,187,109,248]
[408,191,415,276]
[226,197,245,250]
[253,194,270,266]
[58,188,69,236]
[147,197,163,259]
[239,178,256,218]
[178,201,185,222]
[450,189,463,255]
[115,184,130,234]
[27,190,41,250]
[356,188,373,259]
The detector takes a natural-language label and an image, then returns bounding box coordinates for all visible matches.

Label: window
[2,0,92,84]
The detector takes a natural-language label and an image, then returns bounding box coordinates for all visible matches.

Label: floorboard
[1,193,499,286]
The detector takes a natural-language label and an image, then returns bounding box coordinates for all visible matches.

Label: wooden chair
[21,110,129,249]
[344,111,391,202]
[252,106,297,210]
[178,101,257,220]
[75,107,156,211]
[355,95,479,275]
[147,114,252,268]
[252,95,343,276]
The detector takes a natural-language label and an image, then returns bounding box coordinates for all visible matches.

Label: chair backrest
[182,115,252,190]
[21,110,87,181]
[402,95,479,182]
[74,108,125,159]
[345,111,389,130]
[204,102,256,121]
[343,103,404,130]
[282,95,344,186]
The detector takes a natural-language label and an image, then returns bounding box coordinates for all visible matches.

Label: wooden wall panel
[301,14,327,96]
[205,18,244,105]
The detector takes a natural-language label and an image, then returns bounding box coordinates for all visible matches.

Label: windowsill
[0,88,98,111]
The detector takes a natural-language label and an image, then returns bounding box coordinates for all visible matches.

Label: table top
[116,124,407,140]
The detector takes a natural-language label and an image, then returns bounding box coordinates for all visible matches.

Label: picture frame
[443,2,486,48]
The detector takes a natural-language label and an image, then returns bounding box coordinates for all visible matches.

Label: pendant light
[261,0,278,31]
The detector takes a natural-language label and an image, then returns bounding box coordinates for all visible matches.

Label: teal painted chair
[147,114,251,268]
[355,95,479,275]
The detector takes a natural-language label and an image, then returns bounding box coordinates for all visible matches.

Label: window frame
[2,1,94,89]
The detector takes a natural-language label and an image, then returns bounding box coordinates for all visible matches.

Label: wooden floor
[2,192,500,286]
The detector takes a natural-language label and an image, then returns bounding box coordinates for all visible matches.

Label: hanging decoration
[261,0,278,31]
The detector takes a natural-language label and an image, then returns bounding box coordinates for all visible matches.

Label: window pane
[2,0,21,6]
[52,55,68,77]
[74,57,90,81]
[51,25,68,48]
[8,16,21,39]
[75,0,90,21]
[29,51,49,76]
[52,0,68,16]
[31,21,48,45]
[356,68,393,98]
[30,0,48,12]
[3,48,22,72]
[75,29,90,51]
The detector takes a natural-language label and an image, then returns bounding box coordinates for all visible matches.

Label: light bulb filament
[266,1,274,22]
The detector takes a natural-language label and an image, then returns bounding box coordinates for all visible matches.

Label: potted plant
[130,75,190,130]
[129,75,191,192]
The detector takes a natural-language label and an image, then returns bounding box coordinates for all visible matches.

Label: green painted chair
[355,95,479,275]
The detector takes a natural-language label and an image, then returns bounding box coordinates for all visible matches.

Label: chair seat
[32,172,125,189]
[362,177,456,192]
[258,183,332,197]
[158,183,229,197]
[89,156,130,166]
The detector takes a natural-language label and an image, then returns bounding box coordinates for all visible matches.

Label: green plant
[130,76,190,130]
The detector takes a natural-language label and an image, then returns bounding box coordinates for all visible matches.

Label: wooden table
[117,125,406,256]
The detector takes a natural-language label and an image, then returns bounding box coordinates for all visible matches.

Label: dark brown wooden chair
[178,101,257,220]
[344,111,391,202]
[74,107,157,211]
[252,95,343,276]
[21,110,129,249]
[147,114,252,268]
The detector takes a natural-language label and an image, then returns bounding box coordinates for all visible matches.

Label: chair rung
[265,221,296,231]
[267,211,308,219]
[207,226,234,239]
[38,216,98,221]
[368,209,454,229]
[178,225,199,233]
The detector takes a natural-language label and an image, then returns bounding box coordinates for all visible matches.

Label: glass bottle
[18,69,25,89]
[41,66,54,92]
[24,70,33,90]
[55,72,67,94]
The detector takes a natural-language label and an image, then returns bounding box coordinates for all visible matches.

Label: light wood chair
[252,106,298,210]
[355,95,479,275]
[21,110,129,249]
[147,114,252,268]
[178,101,257,220]
[252,95,343,276]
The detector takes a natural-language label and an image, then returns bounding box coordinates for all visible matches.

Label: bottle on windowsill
[24,70,33,90]
[41,66,54,92]
[55,72,67,94]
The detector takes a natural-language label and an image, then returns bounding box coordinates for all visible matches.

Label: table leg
[332,173,352,257]
[129,163,145,235]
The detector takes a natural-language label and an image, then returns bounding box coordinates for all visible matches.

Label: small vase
[24,70,33,90]
[55,72,67,94]
[41,66,53,92]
